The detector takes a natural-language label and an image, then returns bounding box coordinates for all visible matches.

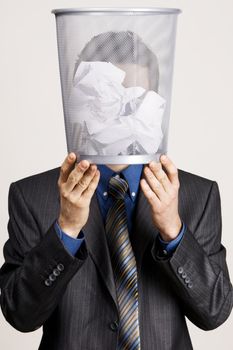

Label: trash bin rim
[51,7,182,16]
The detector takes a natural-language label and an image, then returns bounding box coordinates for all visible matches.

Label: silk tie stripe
[105,176,141,350]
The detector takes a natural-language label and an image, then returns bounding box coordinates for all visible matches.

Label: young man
[0,31,232,349]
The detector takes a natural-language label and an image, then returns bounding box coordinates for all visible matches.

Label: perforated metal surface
[53,8,180,164]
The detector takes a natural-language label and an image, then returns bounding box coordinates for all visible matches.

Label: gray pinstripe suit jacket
[0,166,233,350]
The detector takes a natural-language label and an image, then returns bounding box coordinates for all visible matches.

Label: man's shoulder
[178,168,215,184]
[12,167,61,194]
[178,167,216,195]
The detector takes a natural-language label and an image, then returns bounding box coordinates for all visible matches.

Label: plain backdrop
[0,1,232,349]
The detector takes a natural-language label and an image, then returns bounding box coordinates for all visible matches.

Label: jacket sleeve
[0,181,88,332]
[151,180,233,330]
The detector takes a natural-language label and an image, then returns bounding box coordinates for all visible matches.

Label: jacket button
[185,277,190,283]
[49,274,56,282]
[110,321,119,331]
[53,268,61,276]
[181,272,187,279]
[177,266,184,274]
[187,282,193,288]
[45,279,52,287]
[57,263,64,271]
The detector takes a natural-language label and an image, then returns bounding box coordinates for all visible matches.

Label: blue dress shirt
[55,164,186,256]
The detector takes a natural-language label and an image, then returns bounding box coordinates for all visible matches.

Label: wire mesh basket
[52,8,181,164]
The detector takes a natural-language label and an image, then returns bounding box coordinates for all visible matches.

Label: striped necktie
[105,175,141,350]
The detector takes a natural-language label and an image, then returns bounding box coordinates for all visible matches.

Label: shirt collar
[96,164,143,202]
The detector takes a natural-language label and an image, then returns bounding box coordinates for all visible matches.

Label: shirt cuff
[54,221,85,256]
[157,221,186,253]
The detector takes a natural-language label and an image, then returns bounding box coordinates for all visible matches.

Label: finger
[71,164,98,198]
[82,169,101,200]
[58,152,76,185]
[64,160,91,193]
[143,166,169,202]
[160,155,179,187]
[148,161,171,193]
[140,178,161,208]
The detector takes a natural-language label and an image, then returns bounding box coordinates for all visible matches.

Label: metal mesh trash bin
[52,7,181,164]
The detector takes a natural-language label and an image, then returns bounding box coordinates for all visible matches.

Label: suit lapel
[81,193,118,309]
[131,184,158,275]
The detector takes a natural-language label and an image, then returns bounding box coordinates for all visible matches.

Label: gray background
[0,0,232,349]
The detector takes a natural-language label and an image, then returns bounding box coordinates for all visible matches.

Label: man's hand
[57,152,100,238]
[140,154,182,242]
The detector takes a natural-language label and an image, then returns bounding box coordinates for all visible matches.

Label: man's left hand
[140,154,182,242]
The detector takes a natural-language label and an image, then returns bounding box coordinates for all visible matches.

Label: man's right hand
[57,152,100,238]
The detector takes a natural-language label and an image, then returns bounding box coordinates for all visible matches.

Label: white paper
[68,61,166,155]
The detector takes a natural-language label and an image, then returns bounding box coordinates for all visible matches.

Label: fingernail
[69,153,75,160]
[80,160,89,169]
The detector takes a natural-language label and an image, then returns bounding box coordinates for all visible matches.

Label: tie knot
[108,175,128,200]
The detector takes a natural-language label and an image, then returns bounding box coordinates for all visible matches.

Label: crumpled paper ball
[68,61,166,156]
